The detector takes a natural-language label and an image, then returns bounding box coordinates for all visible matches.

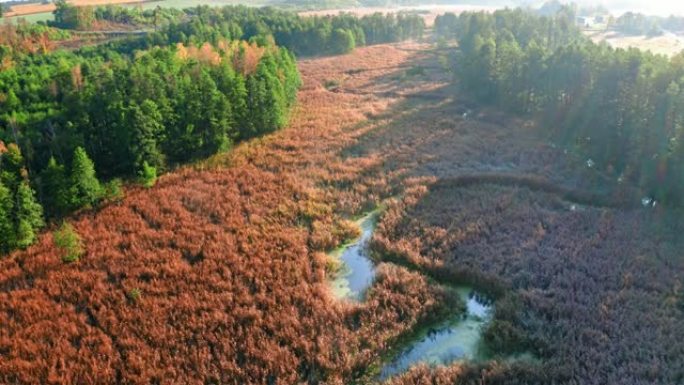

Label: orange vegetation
[0,43,457,384]
[0,23,56,56]
[176,40,268,74]
[2,37,683,384]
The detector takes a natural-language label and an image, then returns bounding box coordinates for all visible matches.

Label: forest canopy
[437,8,684,205]
[0,5,424,255]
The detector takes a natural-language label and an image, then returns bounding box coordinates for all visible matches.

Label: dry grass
[299,5,499,27]
[586,30,684,57]
[0,42,458,384]
[2,36,683,384]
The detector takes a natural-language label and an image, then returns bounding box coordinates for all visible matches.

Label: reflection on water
[327,210,495,379]
[379,287,493,380]
[329,211,378,301]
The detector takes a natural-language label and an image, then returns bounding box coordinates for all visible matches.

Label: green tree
[53,222,83,263]
[0,182,16,254]
[53,0,94,30]
[40,157,70,218]
[129,100,166,171]
[246,54,286,136]
[69,147,103,209]
[103,178,124,202]
[330,28,356,54]
[14,181,45,249]
[139,161,157,188]
[0,143,25,192]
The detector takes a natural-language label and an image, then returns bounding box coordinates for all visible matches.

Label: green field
[6,0,274,24]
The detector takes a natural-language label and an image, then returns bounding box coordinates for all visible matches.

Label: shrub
[127,288,141,302]
[103,178,125,201]
[139,161,157,189]
[323,79,341,91]
[53,222,84,263]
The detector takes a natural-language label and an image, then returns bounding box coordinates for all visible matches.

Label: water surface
[327,209,495,379]
[379,287,493,379]
[329,211,378,300]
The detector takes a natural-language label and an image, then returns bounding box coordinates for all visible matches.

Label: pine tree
[279,48,301,109]
[0,182,16,254]
[69,147,103,209]
[0,143,25,192]
[331,28,356,54]
[247,54,286,136]
[129,100,166,171]
[215,64,247,141]
[40,157,70,218]
[14,181,44,249]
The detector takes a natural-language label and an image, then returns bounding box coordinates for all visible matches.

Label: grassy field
[586,29,684,57]
[300,4,500,26]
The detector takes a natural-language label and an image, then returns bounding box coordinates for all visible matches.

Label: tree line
[611,12,684,36]
[436,8,684,206]
[51,4,425,56]
[50,0,184,31]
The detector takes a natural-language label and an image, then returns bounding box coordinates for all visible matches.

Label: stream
[379,287,492,379]
[329,211,379,301]
[328,210,493,378]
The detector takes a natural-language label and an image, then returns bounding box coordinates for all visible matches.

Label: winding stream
[379,288,492,379]
[328,210,493,378]
[329,211,379,301]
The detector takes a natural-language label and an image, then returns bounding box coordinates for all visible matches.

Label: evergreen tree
[279,49,301,108]
[247,54,286,136]
[0,143,25,192]
[14,181,44,249]
[331,28,356,54]
[69,147,103,209]
[214,63,248,141]
[0,182,15,254]
[129,100,166,171]
[40,157,70,218]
